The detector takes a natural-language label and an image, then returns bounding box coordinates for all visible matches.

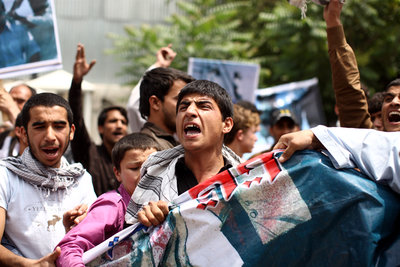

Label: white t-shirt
[0,166,97,259]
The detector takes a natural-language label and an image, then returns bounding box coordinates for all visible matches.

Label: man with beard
[139,67,195,150]
[0,93,96,266]
[69,44,128,195]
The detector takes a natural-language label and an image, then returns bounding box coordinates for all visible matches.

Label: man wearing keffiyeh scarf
[126,80,242,226]
[0,93,96,266]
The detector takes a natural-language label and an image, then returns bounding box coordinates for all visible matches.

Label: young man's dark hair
[112,133,161,171]
[139,67,195,119]
[385,78,400,92]
[21,93,73,129]
[177,80,233,120]
[97,106,128,127]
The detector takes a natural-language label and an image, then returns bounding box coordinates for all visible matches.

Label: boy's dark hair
[21,93,73,130]
[176,80,233,120]
[385,78,400,92]
[112,133,161,171]
[139,67,195,119]
[97,106,128,127]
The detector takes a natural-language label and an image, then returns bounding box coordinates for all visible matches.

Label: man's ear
[149,95,161,112]
[21,127,28,145]
[98,125,104,136]
[69,124,75,141]
[236,129,244,141]
[113,166,122,182]
[222,117,233,134]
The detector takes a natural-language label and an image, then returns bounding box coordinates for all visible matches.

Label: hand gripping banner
[85,150,400,266]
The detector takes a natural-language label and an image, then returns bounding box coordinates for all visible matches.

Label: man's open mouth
[388,111,400,123]
[184,124,201,136]
[113,131,123,137]
[42,148,58,156]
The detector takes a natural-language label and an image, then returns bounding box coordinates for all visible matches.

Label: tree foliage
[107,0,253,84]
[108,0,400,124]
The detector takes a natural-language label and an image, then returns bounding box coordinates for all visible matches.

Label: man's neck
[147,116,173,135]
[226,141,243,158]
[102,141,113,156]
[184,148,225,184]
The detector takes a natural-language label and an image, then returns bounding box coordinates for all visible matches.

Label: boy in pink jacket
[56,133,160,266]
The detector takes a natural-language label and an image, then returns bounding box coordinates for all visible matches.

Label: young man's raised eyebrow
[383,92,394,98]
[178,100,191,106]
[195,100,212,105]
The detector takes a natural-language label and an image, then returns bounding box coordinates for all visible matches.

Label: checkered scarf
[0,148,85,191]
[125,144,242,224]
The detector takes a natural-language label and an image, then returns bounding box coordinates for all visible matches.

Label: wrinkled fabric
[86,151,400,266]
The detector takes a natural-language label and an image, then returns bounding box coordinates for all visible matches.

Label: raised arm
[0,89,20,125]
[325,0,373,129]
[68,44,96,168]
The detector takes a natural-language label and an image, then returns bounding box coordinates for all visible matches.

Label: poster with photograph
[249,77,326,156]
[188,57,260,103]
[0,0,62,79]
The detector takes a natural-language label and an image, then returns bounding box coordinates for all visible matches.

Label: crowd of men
[0,0,399,265]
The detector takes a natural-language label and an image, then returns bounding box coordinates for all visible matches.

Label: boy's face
[113,148,157,196]
[176,93,233,153]
[239,125,258,154]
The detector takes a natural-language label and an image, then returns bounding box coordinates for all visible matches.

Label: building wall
[53,0,178,141]
[55,0,178,84]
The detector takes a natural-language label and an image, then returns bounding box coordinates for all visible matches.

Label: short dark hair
[97,106,128,127]
[21,93,73,130]
[176,80,233,120]
[112,133,161,171]
[385,78,400,92]
[139,67,195,119]
[368,92,384,114]
[15,113,23,128]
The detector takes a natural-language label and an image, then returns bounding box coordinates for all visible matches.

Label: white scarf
[0,148,85,191]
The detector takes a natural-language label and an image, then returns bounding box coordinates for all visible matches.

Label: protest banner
[85,150,400,266]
